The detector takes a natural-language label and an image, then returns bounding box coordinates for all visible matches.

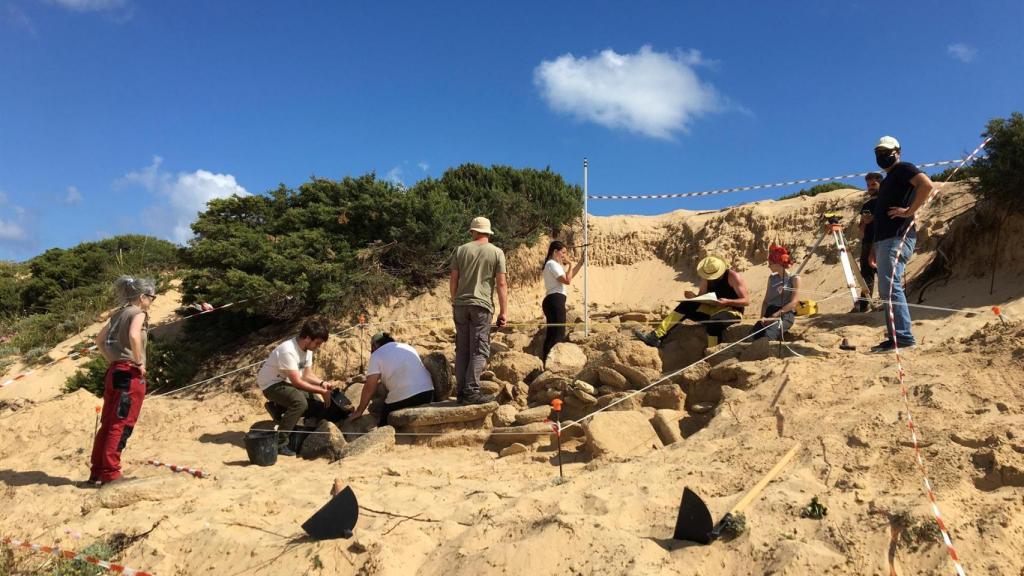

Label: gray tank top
[102,305,148,365]
[765,273,798,310]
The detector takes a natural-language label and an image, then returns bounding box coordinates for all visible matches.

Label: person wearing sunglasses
[85,276,156,487]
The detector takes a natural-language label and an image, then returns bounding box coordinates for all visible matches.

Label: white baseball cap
[875,136,901,150]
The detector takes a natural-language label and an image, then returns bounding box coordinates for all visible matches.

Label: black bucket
[244,428,278,466]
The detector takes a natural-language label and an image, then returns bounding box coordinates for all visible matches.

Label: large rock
[90,476,190,511]
[650,409,684,445]
[584,412,663,459]
[739,337,773,362]
[387,401,499,428]
[595,366,629,390]
[708,358,742,383]
[594,391,643,412]
[488,422,554,447]
[493,404,518,427]
[602,340,663,372]
[515,405,553,425]
[479,380,503,396]
[671,360,711,387]
[338,426,396,459]
[341,414,378,443]
[545,342,587,375]
[641,384,686,411]
[421,351,454,400]
[300,420,347,460]
[612,364,662,390]
[489,352,543,385]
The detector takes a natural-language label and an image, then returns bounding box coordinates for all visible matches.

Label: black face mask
[875,149,898,170]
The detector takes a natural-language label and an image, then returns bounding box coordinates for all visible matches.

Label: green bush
[63,355,109,396]
[930,164,976,182]
[972,111,1024,212]
[0,235,180,360]
[779,181,860,200]
[182,165,582,318]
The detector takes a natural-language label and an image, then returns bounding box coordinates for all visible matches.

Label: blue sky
[1,0,1022,261]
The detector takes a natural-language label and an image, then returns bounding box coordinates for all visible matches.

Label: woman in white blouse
[541,240,584,364]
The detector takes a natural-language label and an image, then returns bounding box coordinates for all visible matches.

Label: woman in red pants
[85,276,155,487]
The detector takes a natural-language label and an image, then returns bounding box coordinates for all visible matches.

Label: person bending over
[348,332,435,427]
[636,256,750,349]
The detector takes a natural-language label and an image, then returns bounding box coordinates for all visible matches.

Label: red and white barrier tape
[1,345,98,389]
[145,459,208,479]
[588,158,964,200]
[883,140,989,576]
[1,536,154,576]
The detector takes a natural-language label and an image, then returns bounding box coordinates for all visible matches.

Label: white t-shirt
[256,338,314,391]
[543,259,567,296]
[367,342,435,404]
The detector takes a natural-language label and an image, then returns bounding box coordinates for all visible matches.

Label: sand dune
[2,183,1023,576]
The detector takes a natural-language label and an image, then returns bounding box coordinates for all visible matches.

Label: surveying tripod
[792,212,869,308]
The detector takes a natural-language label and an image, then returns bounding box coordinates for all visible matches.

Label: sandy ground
[2,183,1023,576]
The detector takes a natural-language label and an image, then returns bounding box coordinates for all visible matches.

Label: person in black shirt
[635,256,750,349]
[869,136,934,353]
[852,172,882,313]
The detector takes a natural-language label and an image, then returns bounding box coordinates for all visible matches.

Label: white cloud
[119,156,249,244]
[64,185,83,204]
[48,0,127,12]
[417,161,430,173]
[534,45,724,139]
[385,166,405,187]
[5,3,37,36]
[947,43,977,63]
[0,219,26,241]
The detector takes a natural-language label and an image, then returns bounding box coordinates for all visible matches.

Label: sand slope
[3,183,1024,576]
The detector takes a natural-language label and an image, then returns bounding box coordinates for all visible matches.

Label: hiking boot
[277,444,297,457]
[633,329,662,348]
[459,393,496,405]
[264,402,284,423]
[870,340,916,353]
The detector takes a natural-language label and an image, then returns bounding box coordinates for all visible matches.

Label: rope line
[882,140,989,576]
[588,158,965,200]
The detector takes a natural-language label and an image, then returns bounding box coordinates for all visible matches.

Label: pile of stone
[309,313,795,462]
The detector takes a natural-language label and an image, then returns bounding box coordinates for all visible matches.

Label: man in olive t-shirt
[449,216,508,404]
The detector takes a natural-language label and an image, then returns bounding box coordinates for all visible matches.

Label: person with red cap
[750,245,801,340]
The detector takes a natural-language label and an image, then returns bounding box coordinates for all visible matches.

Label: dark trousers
[380,390,434,427]
[541,293,567,362]
[751,305,795,341]
[90,361,145,483]
[263,383,350,432]
[672,301,741,339]
[859,241,875,309]
[454,304,492,398]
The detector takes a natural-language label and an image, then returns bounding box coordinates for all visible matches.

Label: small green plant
[799,496,828,519]
[915,384,936,406]
[311,554,324,570]
[720,513,746,538]
[64,356,110,396]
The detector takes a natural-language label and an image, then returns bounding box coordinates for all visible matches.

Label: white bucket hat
[469,216,494,235]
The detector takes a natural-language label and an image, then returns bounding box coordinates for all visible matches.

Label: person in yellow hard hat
[635,256,750,349]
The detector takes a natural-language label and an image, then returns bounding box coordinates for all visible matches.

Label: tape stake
[1,536,155,575]
[145,459,207,479]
